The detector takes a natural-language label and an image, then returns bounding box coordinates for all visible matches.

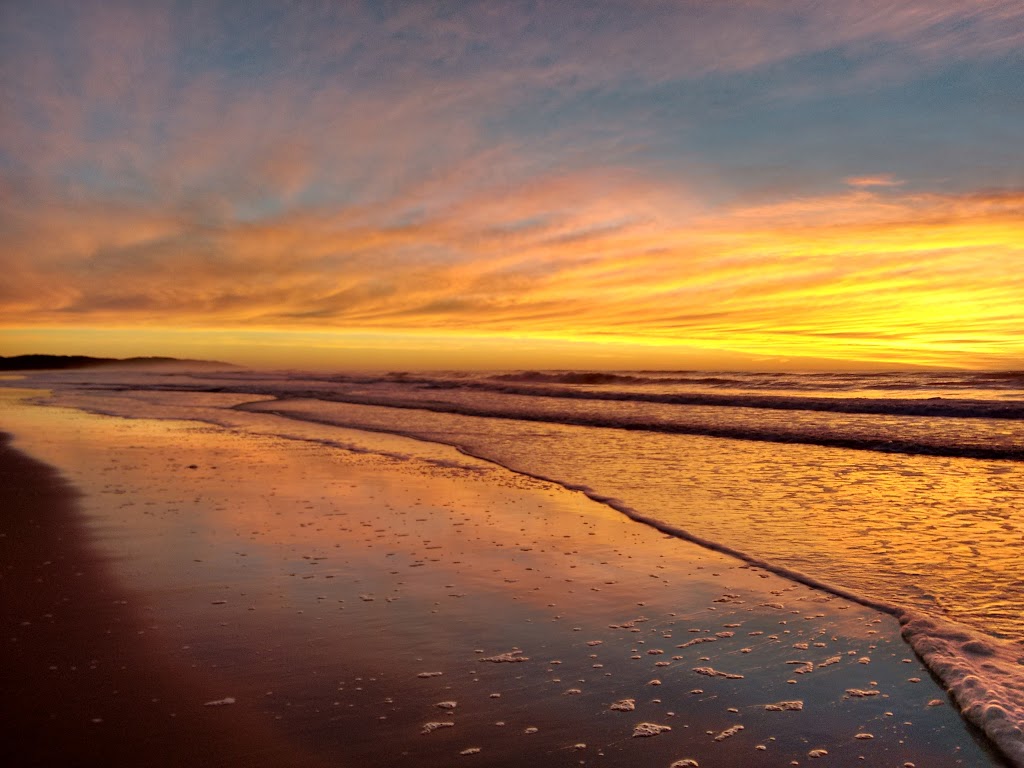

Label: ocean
[6,366,1024,756]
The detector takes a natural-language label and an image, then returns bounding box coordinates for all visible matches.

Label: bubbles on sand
[479,650,529,663]
[422,722,455,734]
[713,724,744,742]
[693,666,744,680]
[765,700,803,711]
[632,722,671,737]
[202,696,235,706]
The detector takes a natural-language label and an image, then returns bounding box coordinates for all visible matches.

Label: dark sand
[0,394,1011,767]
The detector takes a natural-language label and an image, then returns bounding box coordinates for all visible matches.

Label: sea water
[5,367,1024,760]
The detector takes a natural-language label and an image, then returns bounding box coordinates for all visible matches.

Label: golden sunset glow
[2,1,1022,370]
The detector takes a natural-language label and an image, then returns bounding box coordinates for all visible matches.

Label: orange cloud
[844,175,905,188]
[2,167,1022,369]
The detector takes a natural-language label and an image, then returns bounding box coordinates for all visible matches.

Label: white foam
[677,637,717,648]
[900,612,1024,766]
[713,724,743,742]
[421,722,454,734]
[203,697,236,706]
[479,650,529,663]
[765,700,803,712]
[632,722,671,737]
[845,689,879,698]
[693,666,744,680]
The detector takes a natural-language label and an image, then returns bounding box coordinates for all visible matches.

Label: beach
[0,388,1010,767]
[6,0,1023,763]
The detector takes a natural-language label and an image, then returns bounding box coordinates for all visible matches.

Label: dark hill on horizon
[0,355,240,371]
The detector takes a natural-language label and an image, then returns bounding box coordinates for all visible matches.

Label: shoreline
[0,395,1012,766]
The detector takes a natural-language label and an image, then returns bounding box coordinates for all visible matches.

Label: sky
[1,0,1022,371]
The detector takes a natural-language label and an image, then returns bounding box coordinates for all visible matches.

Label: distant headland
[0,355,239,371]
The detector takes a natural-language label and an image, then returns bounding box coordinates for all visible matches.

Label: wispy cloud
[845,175,905,188]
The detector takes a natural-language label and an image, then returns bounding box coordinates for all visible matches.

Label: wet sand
[0,395,1010,767]
[0,429,328,768]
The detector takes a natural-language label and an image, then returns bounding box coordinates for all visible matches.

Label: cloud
[845,175,905,188]
[1,0,1022,369]
[3,153,1022,362]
